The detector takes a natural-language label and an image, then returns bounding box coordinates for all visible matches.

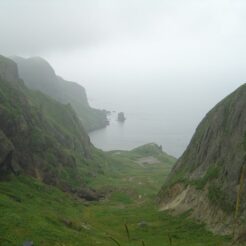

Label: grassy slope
[0,144,230,246]
[0,68,103,189]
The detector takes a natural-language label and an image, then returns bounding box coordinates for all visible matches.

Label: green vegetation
[161,169,187,191]
[161,162,220,192]
[191,166,220,190]
[0,176,95,246]
[0,145,230,245]
[208,183,234,214]
[0,57,106,190]
[131,143,176,164]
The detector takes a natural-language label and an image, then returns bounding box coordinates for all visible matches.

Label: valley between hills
[0,54,245,246]
[0,144,230,246]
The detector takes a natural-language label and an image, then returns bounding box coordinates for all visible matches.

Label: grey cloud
[1,0,246,155]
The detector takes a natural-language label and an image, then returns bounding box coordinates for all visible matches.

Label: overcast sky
[1,0,246,154]
[1,1,245,87]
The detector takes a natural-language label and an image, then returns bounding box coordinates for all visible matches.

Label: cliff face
[11,56,108,132]
[0,55,19,82]
[158,84,246,235]
[0,55,103,193]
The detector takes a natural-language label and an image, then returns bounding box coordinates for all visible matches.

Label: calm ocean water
[87,86,201,158]
[86,81,216,158]
[89,111,192,158]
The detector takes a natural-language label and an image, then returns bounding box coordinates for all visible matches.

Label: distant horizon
[9,53,245,157]
[2,0,246,157]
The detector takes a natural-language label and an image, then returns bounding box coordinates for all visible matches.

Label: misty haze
[0,1,246,245]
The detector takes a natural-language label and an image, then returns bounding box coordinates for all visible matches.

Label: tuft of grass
[125,224,130,241]
[109,236,121,246]
[167,232,172,245]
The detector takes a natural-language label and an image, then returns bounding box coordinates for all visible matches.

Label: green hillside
[0,55,104,192]
[0,145,230,246]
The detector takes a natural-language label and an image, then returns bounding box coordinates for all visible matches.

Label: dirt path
[135,156,160,167]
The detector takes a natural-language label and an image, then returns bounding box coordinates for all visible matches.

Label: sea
[86,83,204,158]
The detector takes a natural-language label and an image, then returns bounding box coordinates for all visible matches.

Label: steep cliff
[158,84,246,237]
[0,55,104,193]
[11,56,108,132]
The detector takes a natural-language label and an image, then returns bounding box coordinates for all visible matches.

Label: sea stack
[117,112,126,122]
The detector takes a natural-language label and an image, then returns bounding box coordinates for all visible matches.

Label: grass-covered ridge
[0,144,230,245]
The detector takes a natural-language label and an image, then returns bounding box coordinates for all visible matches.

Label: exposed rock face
[0,55,19,82]
[0,55,102,192]
[0,131,14,165]
[11,56,108,132]
[158,84,246,236]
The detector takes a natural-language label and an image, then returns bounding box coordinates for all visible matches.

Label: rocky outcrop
[0,55,19,82]
[158,84,246,236]
[0,130,15,178]
[117,112,126,122]
[159,183,234,235]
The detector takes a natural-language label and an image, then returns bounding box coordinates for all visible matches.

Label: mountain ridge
[11,56,109,132]
[0,54,105,196]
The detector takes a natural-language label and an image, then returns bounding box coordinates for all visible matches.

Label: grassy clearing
[0,176,108,246]
[84,145,230,246]
[0,144,231,245]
